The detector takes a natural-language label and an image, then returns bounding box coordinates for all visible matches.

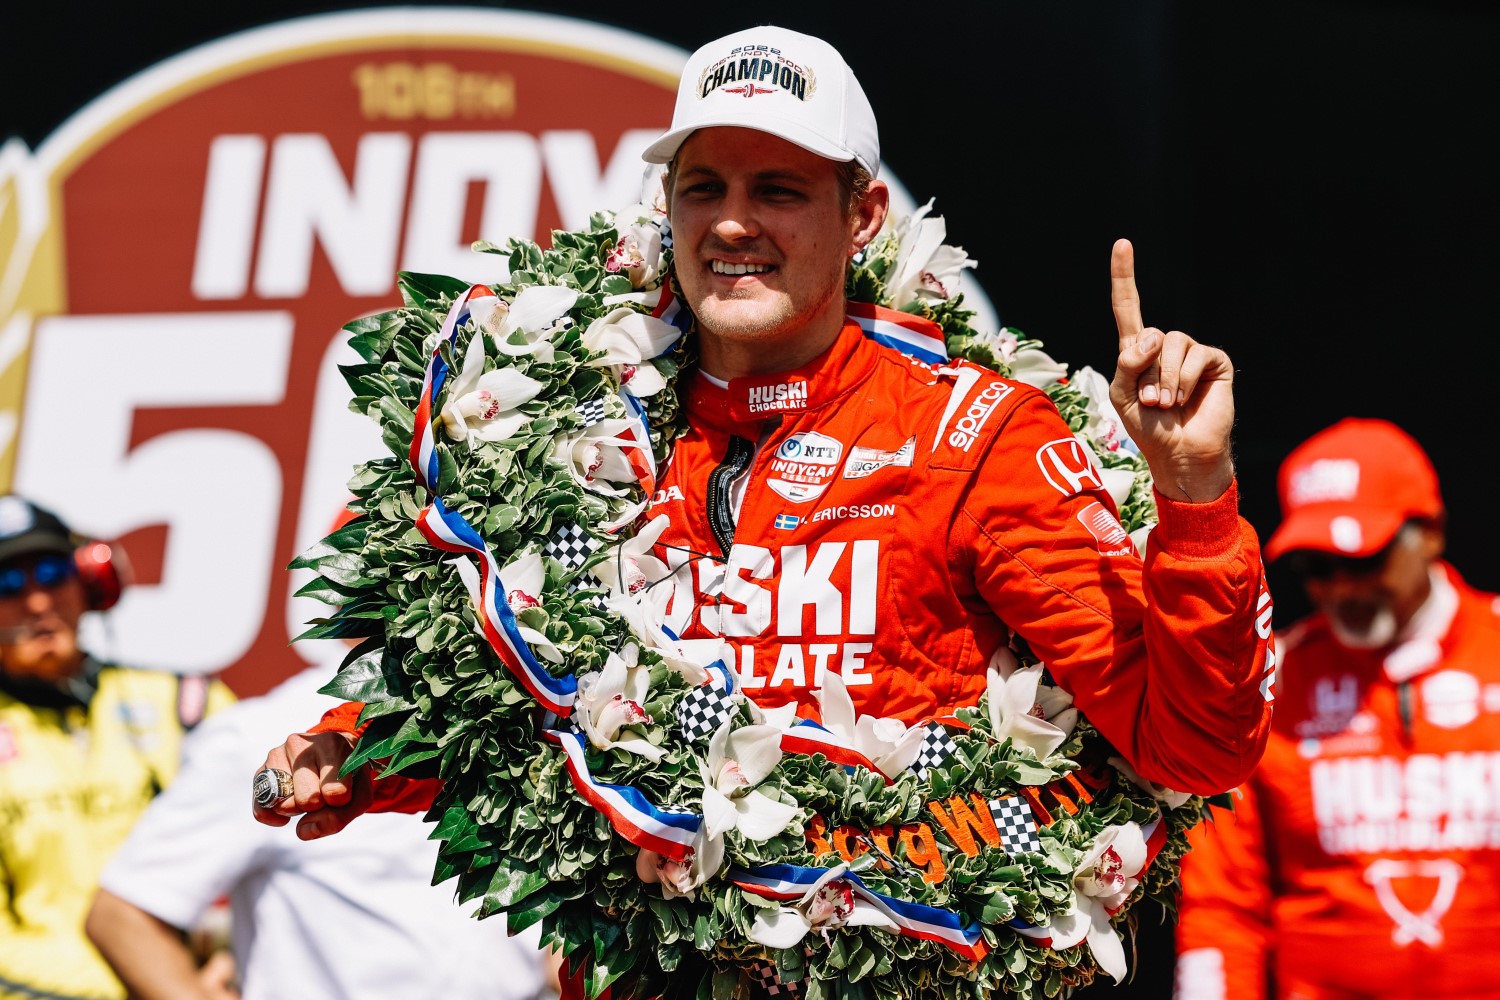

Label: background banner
[0,10,986,693]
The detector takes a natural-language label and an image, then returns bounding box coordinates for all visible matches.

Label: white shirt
[101,666,547,1000]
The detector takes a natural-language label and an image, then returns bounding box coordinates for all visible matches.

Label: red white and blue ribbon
[616,388,658,498]
[650,279,693,338]
[543,728,702,861]
[730,864,989,961]
[848,301,948,365]
[704,660,736,694]
[779,720,894,785]
[416,496,577,716]
[410,284,497,493]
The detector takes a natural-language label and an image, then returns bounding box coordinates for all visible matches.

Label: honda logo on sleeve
[1036,438,1105,497]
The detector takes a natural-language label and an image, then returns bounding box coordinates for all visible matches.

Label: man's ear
[850,180,889,256]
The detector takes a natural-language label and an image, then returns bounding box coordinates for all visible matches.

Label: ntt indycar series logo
[768,432,842,503]
[698,44,813,101]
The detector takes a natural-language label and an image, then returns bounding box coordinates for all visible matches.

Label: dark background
[4,2,1496,994]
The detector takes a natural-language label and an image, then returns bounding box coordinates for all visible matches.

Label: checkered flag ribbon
[563,580,607,611]
[674,683,738,743]
[989,795,1043,854]
[748,958,805,999]
[910,722,959,781]
[574,398,609,427]
[544,522,602,573]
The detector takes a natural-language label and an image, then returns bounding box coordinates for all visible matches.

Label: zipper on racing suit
[706,435,755,557]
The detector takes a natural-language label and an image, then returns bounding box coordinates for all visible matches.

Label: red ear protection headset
[74,538,131,612]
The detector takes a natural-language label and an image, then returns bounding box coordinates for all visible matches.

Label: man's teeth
[711,261,772,275]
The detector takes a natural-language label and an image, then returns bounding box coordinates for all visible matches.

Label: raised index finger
[1110,238,1145,352]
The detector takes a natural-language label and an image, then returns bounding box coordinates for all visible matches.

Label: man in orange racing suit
[1175,419,1500,1000]
[254,23,1276,891]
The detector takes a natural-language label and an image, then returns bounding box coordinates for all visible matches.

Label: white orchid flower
[1107,756,1192,811]
[654,636,734,689]
[813,672,927,778]
[466,295,509,336]
[603,587,726,689]
[971,328,1069,389]
[580,307,680,397]
[603,223,664,290]
[636,166,669,218]
[475,284,578,362]
[635,826,725,901]
[592,514,671,600]
[609,167,669,230]
[448,552,562,664]
[551,418,645,496]
[1044,823,1150,982]
[575,644,665,762]
[699,723,799,843]
[1070,366,1141,458]
[602,576,669,647]
[599,496,649,535]
[885,199,977,307]
[747,700,801,731]
[601,287,667,312]
[747,863,900,950]
[1009,342,1069,389]
[595,517,720,682]
[1129,523,1153,557]
[438,334,545,445]
[986,646,1078,760]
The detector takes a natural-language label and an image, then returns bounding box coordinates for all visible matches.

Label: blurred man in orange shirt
[1176,419,1500,1000]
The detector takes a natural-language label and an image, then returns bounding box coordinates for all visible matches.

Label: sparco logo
[947,382,1013,452]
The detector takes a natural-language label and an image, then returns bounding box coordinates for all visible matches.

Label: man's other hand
[251,730,370,840]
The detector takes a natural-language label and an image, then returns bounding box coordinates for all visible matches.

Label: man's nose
[22,583,56,615]
[712,189,760,241]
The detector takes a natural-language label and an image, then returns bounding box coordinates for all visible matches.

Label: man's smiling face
[668,127,881,375]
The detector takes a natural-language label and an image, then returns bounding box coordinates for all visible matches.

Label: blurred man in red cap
[1175,419,1500,999]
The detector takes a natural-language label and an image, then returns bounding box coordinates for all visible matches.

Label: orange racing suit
[318,321,1276,798]
[1175,563,1500,999]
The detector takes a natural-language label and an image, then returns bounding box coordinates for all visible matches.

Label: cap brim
[1265,505,1407,561]
[643,117,866,174]
[0,533,74,566]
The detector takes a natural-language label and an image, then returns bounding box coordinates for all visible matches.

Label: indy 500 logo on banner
[0,10,686,692]
[0,10,986,693]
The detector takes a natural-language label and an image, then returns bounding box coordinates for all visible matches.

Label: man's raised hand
[1109,238,1236,503]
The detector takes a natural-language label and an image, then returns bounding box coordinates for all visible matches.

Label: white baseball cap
[643,25,880,177]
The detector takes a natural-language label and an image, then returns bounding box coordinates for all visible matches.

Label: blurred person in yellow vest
[0,494,234,1000]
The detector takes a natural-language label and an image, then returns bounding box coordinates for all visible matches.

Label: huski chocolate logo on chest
[768,432,843,503]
